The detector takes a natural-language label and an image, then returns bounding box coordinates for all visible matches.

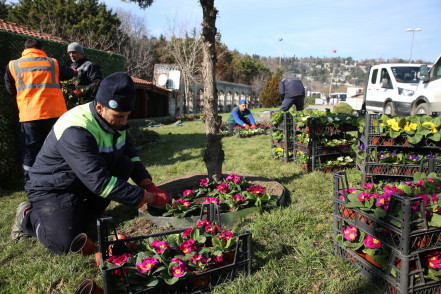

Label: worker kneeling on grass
[226,99,257,134]
[11,72,171,254]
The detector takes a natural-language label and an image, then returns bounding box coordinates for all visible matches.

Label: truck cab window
[371,69,378,84]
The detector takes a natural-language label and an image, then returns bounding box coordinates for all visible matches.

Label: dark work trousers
[21,118,59,186]
[228,117,251,134]
[280,95,305,112]
[22,155,134,254]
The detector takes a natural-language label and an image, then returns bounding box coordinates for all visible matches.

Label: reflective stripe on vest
[12,57,60,91]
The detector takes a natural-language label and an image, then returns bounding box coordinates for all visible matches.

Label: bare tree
[113,9,156,80]
[165,17,202,114]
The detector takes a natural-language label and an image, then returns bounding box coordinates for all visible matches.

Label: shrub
[332,102,353,114]
[259,75,281,107]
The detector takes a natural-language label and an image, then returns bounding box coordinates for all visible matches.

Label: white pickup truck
[363,63,424,115]
[411,54,441,114]
[362,56,441,115]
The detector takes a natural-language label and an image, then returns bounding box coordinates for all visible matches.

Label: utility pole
[406,28,422,63]
[278,38,283,68]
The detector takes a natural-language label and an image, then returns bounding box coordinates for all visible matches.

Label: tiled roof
[131,76,170,94]
[131,76,153,86]
[0,18,66,43]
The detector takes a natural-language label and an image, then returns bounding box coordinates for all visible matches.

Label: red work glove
[251,124,257,129]
[143,181,171,207]
[244,124,250,130]
[73,89,83,98]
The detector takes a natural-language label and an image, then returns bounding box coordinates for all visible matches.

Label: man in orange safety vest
[4,38,77,186]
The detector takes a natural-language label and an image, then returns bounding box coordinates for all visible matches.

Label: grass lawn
[0,109,381,293]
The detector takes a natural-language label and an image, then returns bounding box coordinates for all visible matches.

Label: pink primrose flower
[358,192,371,202]
[178,239,197,255]
[426,251,441,269]
[203,197,220,204]
[151,240,171,254]
[232,194,245,203]
[226,174,241,184]
[183,190,195,197]
[198,178,208,187]
[435,184,441,190]
[205,224,216,234]
[172,264,188,277]
[106,253,131,266]
[432,193,439,204]
[189,253,210,265]
[171,257,185,266]
[175,198,190,207]
[183,227,193,238]
[342,226,358,241]
[428,178,434,182]
[362,183,373,190]
[216,182,230,194]
[197,219,210,227]
[216,230,235,241]
[136,257,159,274]
[415,179,425,188]
[212,254,225,267]
[363,235,382,249]
[247,185,266,195]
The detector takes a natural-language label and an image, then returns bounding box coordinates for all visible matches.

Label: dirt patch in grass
[138,172,285,217]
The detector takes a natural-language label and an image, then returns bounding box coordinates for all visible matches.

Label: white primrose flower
[337,156,344,162]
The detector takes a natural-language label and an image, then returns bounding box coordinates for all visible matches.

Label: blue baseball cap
[239,99,247,105]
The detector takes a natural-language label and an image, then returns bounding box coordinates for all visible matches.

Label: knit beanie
[239,99,247,105]
[96,72,136,112]
[67,42,84,54]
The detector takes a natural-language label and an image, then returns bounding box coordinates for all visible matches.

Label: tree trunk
[200,0,224,183]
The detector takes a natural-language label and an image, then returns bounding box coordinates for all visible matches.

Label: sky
[102,0,441,63]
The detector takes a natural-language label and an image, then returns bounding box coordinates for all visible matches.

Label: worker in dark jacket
[226,99,256,134]
[279,78,305,111]
[67,42,102,103]
[4,38,77,185]
[11,72,171,255]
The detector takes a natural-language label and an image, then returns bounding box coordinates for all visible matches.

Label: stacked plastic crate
[356,114,441,184]
[293,116,357,172]
[96,212,252,294]
[270,111,294,162]
[333,170,441,293]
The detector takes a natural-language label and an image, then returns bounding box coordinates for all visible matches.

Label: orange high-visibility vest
[8,48,67,122]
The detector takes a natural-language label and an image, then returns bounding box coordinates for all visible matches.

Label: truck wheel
[415,103,429,114]
[384,102,395,115]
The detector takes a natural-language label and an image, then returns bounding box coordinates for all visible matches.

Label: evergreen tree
[0,0,8,19]
[7,0,120,50]
[259,74,281,107]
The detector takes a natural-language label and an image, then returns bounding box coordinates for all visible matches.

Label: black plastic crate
[294,117,357,135]
[334,242,441,294]
[270,126,294,149]
[333,171,441,255]
[270,111,293,132]
[294,142,354,156]
[362,114,441,149]
[299,162,355,173]
[96,217,252,294]
[359,158,441,178]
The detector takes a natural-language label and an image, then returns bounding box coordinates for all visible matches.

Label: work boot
[11,201,32,242]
